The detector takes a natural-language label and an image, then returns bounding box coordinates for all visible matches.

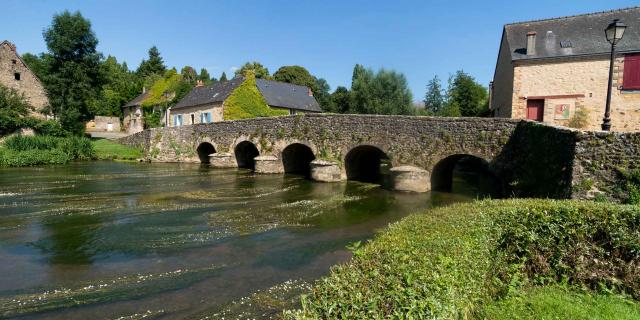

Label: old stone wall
[0,41,49,117]
[91,116,121,132]
[512,56,640,132]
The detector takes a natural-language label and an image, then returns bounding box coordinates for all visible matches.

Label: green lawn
[483,285,640,320]
[91,139,142,160]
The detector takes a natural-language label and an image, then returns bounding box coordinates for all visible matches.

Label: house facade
[121,91,148,134]
[0,40,49,118]
[490,7,640,131]
[168,78,321,127]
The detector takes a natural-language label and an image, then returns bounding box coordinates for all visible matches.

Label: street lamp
[602,19,627,131]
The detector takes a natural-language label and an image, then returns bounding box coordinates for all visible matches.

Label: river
[0,161,478,319]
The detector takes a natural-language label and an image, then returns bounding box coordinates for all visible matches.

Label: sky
[1,0,638,100]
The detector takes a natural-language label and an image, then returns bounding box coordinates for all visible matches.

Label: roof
[123,91,150,108]
[504,7,640,61]
[172,78,243,109]
[172,78,322,112]
[256,79,321,112]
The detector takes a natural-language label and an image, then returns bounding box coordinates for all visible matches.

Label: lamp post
[602,19,627,131]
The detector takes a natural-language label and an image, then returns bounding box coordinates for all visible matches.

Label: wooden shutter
[623,54,640,90]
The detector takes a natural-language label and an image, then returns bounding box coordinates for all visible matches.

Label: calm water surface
[0,161,474,319]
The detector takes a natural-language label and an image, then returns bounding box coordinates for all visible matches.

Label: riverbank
[0,135,141,166]
[285,199,640,319]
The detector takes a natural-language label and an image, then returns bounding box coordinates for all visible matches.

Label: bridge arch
[345,145,390,184]
[234,141,259,170]
[196,142,216,163]
[282,143,316,177]
[431,154,500,197]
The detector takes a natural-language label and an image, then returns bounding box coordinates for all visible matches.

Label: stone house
[121,90,148,134]
[490,7,640,131]
[0,40,49,118]
[168,78,321,127]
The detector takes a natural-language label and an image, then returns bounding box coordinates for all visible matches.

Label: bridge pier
[389,165,430,193]
[209,153,237,168]
[254,155,284,174]
[310,160,344,182]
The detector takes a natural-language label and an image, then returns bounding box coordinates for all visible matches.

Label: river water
[0,161,476,319]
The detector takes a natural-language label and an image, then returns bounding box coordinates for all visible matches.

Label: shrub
[568,107,590,129]
[0,148,70,166]
[32,120,68,137]
[0,135,94,166]
[616,168,640,204]
[286,200,640,318]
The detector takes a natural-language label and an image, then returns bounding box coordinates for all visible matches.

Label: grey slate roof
[505,7,640,61]
[172,78,244,109]
[172,78,322,112]
[256,79,321,112]
[123,91,149,108]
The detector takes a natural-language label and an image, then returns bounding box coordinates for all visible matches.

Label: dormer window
[14,73,20,81]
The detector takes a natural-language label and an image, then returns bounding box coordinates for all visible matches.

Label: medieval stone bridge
[119,114,640,200]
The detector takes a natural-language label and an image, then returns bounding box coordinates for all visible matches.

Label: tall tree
[198,68,214,84]
[235,62,270,79]
[219,72,228,82]
[180,66,197,84]
[89,56,141,117]
[446,70,488,117]
[349,65,413,115]
[424,75,444,115]
[136,46,166,78]
[43,10,103,134]
[313,77,331,110]
[328,86,351,113]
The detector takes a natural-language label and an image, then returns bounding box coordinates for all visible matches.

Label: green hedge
[286,200,640,318]
[0,135,94,167]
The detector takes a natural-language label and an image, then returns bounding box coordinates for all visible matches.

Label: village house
[0,40,49,118]
[490,7,640,131]
[168,78,321,126]
[121,90,148,134]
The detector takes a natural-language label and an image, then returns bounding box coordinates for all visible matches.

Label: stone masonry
[0,41,49,117]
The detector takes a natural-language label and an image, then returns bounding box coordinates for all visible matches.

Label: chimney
[196,80,204,87]
[526,31,537,55]
[307,88,313,97]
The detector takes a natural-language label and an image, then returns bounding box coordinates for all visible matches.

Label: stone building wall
[511,56,640,132]
[167,102,223,127]
[0,41,49,117]
[92,116,121,132]
[123,106,144,134]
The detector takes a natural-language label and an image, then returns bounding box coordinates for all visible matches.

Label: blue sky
[1,0,637,100]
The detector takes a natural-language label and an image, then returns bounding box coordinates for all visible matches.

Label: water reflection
[0,161,476,319]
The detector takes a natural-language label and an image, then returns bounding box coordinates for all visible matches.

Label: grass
[285,199,640,319]
[91,139,142,160]
[0,135,93,167]
[483,285,640,320]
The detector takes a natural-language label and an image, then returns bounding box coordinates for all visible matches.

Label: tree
[424,75,444,115]
[198,68,214,84]
[446,70,488,117]
[43,10,103,134]
[0,85,32,135]
[349,65,413,115]
[235,61,270,79]
[136,46,166,78]
[220,72,228,82]
[180,66,197,84]
[89,56,141,117]
[328,86,351,113]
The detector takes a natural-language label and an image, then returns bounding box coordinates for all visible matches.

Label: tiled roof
[256,79,321,112]
[504,7,640,61]
[172,78,243,110]
[123,91,149,108]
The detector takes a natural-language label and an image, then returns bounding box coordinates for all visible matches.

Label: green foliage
[616,168,640,204]
[446,70,488,117]
[219,72,228,82]
[43,10,103,135]
[31,120,68,137]
[424,75,445,114]
[91,139,142,160]
[89,56,141,117]
[180,66,197,84]
[198,68,214,84]
[136,46,166,78]
[273,65,330,109]
[482,285,640,320]
[0,84,33,135]
[325,86,350,113]
[287,200,640,318]
[349,64,414,115]
[235,61,271,79]
[223,72,288,120]
[568,107,590,129]
[0,135,94,166]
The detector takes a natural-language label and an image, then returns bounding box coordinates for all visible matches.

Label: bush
[616,168,640,204]
[32,120,68,137]
[0,148,70,167]
[0,135,94,166]
[286,200,640,318]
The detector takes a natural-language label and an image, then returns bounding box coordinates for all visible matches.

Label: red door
[526,99,544,121]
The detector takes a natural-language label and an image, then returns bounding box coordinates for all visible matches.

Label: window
[11,59,17,64]
[289,109,297,115]
[200,112,212,123]
[623,54,640,90]
[173,114,183,126]
[14,73,20,81]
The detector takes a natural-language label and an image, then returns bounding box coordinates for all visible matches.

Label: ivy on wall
[223,72,289,120]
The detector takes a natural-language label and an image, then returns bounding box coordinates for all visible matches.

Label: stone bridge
[119,114,640,200]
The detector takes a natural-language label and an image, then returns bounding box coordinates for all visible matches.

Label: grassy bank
[285,199,640,319]
[0,135,141,166]
[92,138,142,160]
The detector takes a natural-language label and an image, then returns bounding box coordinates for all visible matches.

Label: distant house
[121,90,148,134]
[490,7,640,131]
[168,78,321,127]
[0,40,49,118]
